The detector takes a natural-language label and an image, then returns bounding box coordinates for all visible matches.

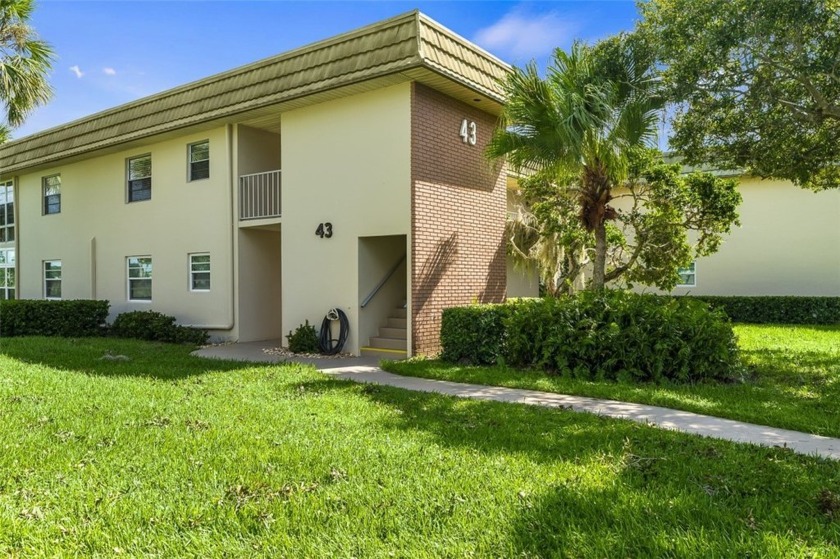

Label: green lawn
[384,324,840,438]
[1,336,839,557]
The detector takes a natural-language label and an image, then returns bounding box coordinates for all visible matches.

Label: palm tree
[488,41,661,291]
[0,0,53,139]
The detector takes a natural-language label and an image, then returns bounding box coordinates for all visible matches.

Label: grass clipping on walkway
[1,337,839,557]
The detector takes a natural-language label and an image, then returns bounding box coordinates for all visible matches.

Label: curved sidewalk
[322,365,840,461]
[193,344,840,461]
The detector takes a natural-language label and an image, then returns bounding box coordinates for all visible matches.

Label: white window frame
[189,252,210,292]
[676,261,697,287]
[188,140,209,181]
[127,154,152,203]
[0,248,15,300]
[127,256,152,302]
[42,174,61,215]
[0,180,14,243]
[43,260,62,300]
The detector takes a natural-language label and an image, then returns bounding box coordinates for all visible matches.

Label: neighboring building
[664,175,840,297]
[0,11,511,357]
[505,172,840,297]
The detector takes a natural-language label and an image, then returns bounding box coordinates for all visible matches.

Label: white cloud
[69,65,84,79]
[102,67,116,76]
[474,8,580,60]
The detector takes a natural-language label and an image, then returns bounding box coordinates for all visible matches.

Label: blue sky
[15,1,641,139]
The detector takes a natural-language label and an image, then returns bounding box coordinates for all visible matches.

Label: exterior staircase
[360,304,407,360]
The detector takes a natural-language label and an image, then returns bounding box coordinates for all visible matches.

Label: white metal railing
[239,170,281,220]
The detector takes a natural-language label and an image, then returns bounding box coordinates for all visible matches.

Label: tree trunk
[592,220,607,291]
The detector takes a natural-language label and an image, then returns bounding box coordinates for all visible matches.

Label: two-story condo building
[1,11,837,359]
[0,11,511,357]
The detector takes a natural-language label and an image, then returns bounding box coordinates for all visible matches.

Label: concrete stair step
[360,347,407,360]
[378,327,406,340]
[385,317,407,329]
[392,308,407,319]
[369,336,407,351]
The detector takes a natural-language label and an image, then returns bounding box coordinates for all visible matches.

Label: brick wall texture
[411,83,507,356]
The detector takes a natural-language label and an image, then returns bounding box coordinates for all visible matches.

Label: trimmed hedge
[440,304,508,365]
[111,310,208,345]
[683,296,840,325]
[0,299,110,337]
[441,291,740,384]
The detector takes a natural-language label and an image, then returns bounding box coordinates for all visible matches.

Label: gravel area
[262,346,353,360]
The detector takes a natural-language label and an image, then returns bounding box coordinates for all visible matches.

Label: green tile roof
[0,11,510,175]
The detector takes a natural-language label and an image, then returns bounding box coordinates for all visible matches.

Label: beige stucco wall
[281,83,412,355]
[237,228,282,341]
[665,178,840,296]
[237,125,281,176]
[506,256,540,298]
[15,126,236,334]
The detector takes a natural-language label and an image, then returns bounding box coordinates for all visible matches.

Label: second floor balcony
[239,170,281,221]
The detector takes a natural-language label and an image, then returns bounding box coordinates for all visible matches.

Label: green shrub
[442,291,741,384]
[286,320,319,354]
[440,304,508,365]
[683,296,840,325]
[111,311,208,345]
[0,299,109,337]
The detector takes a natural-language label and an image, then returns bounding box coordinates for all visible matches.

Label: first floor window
[189,253,210,291]
[0,249,15,300]
[44,260,62,299]
[677,262,697,287]
[127,155,152,202]
[127,256,152,301]
[188,141,209,181]
[43,175,61,215]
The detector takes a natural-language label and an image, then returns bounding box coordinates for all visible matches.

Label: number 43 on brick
[460,119,477,145]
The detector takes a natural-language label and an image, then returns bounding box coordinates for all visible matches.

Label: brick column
[410,83,506,356]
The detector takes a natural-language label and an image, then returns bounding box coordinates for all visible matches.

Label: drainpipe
[90,237,96,299]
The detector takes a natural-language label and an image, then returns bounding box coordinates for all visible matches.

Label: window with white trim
[0,181,14,242]
[43,175,61,215]
[127,256,152,301]
[0,248,15,300]
[189,253,210,291]
[188,141,209,181]
[44,260,62,299]
[677,262,697,287]
[127,155,152,202]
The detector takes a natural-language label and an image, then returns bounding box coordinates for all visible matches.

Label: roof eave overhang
[0,10,510,177]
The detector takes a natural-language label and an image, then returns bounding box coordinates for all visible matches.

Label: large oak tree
[638,0,840,190]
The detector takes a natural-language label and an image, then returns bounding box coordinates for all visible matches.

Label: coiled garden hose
[319,308,349,355]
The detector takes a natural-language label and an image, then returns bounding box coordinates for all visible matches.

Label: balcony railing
[239,170,281,220]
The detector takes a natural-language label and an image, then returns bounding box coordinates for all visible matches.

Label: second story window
[0,181,13,242]
[43,175,61,215]
[127,155,152,202]
[188,141,209,181]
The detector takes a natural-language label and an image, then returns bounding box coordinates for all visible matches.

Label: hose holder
[319,308,349,355]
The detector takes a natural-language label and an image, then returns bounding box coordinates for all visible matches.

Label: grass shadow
[303,376,840,555]
[0,336,278,381]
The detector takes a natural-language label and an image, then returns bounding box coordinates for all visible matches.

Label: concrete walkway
[194,343,840,461]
